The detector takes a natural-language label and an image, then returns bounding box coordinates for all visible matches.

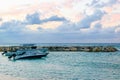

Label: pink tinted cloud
[101,3,120,28]
[0,0,85,23]
[101,14,120,28]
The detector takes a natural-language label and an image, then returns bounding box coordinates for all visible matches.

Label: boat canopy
[21,44,36,47]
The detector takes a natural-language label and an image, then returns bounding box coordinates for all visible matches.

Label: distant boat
[2,44,49,60]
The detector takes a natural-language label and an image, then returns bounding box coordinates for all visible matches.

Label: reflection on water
[0,51,120,80]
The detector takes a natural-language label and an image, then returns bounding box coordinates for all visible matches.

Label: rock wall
[0,46,118,52]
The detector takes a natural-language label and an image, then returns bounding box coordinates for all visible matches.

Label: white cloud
[115,27,120,33]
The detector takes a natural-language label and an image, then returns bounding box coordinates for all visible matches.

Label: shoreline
[0,74,56,80]
[0,74,28,80]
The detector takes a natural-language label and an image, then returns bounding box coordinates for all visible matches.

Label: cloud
[0,20,25,33]
[25,21,63,32]
[25,12,66,24]
[43,15,66,22]
[0,18,2,21]
[115,26,120,33]
[0,18,2,25]
[25,12,41,24]
[101,14,120,28]
[0,12,67,33]
[90,0,119,7]
[80,22,102,34]
[57,9,105,32]
[57,22,77,32]
[78,9,105,28]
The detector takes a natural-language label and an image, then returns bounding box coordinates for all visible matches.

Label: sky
[0,0,120,43]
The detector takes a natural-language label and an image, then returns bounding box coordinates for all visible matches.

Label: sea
[0,43,120,80]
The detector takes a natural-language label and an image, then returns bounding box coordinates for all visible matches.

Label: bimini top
[20,44,37,49]
[21,44,36,47]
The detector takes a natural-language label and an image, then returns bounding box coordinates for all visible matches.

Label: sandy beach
[0,74,28,80]
[0,74,56,80]
[0,74,46,80]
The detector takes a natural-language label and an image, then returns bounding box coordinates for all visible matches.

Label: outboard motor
[8,54,16,60]
[2,51,7,55]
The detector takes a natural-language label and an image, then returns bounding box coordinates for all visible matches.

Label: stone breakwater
[0,46,118,52]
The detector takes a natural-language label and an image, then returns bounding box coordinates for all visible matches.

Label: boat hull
[14,53,49,60]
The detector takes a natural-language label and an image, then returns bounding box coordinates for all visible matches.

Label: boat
[2,44,49,60]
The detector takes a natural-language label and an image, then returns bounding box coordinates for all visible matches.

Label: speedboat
[2,44,49,60]
[8,49,49,60]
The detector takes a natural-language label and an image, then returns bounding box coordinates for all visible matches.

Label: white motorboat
[2,44,49,60]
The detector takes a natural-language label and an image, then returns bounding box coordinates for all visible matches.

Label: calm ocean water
[0,43,120,80]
